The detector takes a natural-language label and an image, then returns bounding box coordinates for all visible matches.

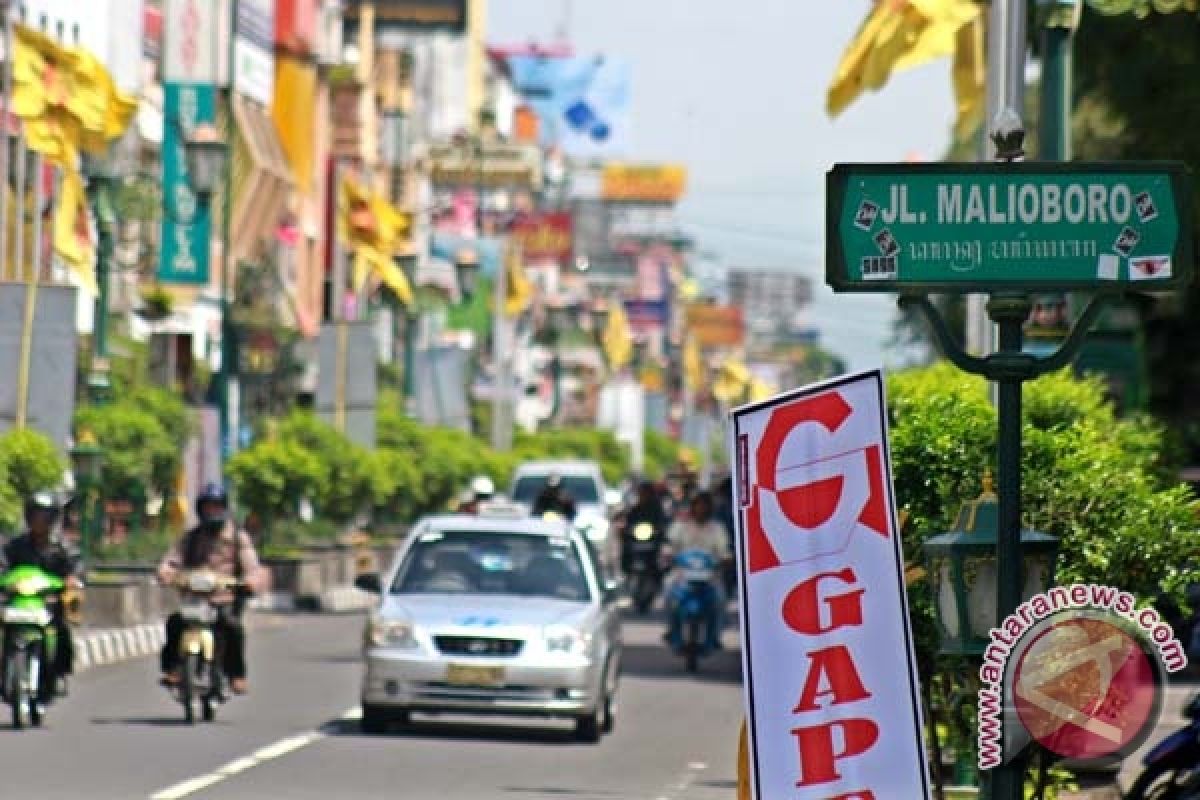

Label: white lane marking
[660,759,710,798]
[149,707,359,800]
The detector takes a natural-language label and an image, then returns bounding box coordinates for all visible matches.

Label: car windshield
[391,530,593,602]
[511,473,601,505]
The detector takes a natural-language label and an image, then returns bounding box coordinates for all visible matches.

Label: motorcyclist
[1,490,81,700]
[711,474,737,595]
[531,473,577,520]
[663,490,730,652]
[619,480,668,573]
[157,483,267,695]
[458,475,496,515]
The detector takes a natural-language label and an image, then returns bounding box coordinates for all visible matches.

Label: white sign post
[731,370,931,799]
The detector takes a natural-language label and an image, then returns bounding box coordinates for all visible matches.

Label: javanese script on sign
[826,162,1193,292]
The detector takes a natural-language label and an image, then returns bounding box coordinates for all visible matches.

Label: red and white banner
[731,370,931,799]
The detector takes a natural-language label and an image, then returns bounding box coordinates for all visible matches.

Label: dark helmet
[195,482,230,519]
[25,489,61,522]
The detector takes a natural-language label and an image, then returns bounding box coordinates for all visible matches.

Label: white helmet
[470,475,496,499]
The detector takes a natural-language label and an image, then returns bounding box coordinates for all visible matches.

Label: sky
[487,0,957,371]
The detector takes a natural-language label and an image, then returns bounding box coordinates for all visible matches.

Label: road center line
[148,707,360,800]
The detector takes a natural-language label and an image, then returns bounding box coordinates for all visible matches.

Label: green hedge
[890,363,1199,786]
[74,386,191,504]
[0,429,65,532]
[228,397,637,540]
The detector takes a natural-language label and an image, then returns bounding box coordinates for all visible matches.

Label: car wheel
[573,709,601,743]
[361,704,391,734]
[600,657,618,735]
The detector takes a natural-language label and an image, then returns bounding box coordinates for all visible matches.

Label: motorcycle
[665,549,721,673]
[1126,691,1200,799]
[625,522,665,614]
[168,569,245,725]
[0,565,64,729]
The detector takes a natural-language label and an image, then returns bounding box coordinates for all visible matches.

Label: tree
[938,8,1200,457]
[890,362,1198,791]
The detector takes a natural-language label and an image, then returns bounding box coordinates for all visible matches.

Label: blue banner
[505,56,631,159]
[158,83,216,285]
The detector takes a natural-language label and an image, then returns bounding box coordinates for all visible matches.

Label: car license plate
[445,664,505,687]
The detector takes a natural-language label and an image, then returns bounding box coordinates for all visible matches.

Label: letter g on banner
[745,390,888,573]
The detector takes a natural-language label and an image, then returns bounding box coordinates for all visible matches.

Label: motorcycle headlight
[632,523,655,541]
[544,624,591,655]
[366,615,419,649]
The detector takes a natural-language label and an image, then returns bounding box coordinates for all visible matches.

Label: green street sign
[826,162,1193,293]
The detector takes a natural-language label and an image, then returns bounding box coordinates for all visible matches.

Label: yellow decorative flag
[503,242,534,317]
[712,359,750,405]
[340,176,414,306]
[951,13,986,141]
[748,377,776,403]
[53,166,98,293]
[71,47,137,154]
[601,300,633,371]
[11,24,73,121]
[826,0,982,138]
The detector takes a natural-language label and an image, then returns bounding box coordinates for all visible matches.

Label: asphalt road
[0,610,745,800]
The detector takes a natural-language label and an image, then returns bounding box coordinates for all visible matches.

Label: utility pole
[968,0,1030,361]
[0,0,11,281]
[216,0,240,465]
[983,4,1028,800]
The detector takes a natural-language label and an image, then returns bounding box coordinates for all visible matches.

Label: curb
[75,623,166,671]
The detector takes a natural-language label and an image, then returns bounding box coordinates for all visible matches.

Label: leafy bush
[891,364,1200,638]
[90,528,175,566]
[227,437,327,532]
[75,402,174,503]
[72,383,190,505]
[0,429,66,499]
[0,429,63,532]
[512,428,631,486]
[643,430,682,480]
[274,412,377,523]
[889,363,1200,780]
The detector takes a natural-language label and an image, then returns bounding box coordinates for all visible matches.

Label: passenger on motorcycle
[663,490,730,652]
[619,481,668,573]
[1,490,81,700]
[531,473,577,520]
[157,483,267,695]
[457,475,496,515]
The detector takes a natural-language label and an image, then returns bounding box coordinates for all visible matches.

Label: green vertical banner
[159,83,216,284]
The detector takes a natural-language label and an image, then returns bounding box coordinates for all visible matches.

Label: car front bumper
[362,649,603,716]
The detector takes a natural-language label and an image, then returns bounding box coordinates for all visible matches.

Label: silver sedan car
[358,510,622,742]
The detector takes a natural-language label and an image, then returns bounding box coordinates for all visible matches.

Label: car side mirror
[355,573,382,594]
[603,578,621,604]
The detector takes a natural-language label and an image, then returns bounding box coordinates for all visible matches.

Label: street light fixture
[184,123,228,198]
[923,472,1059,656]
[69,433,105,568]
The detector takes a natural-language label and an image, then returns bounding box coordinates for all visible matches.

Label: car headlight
[366,615,419,649]
[544,624,591,655]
